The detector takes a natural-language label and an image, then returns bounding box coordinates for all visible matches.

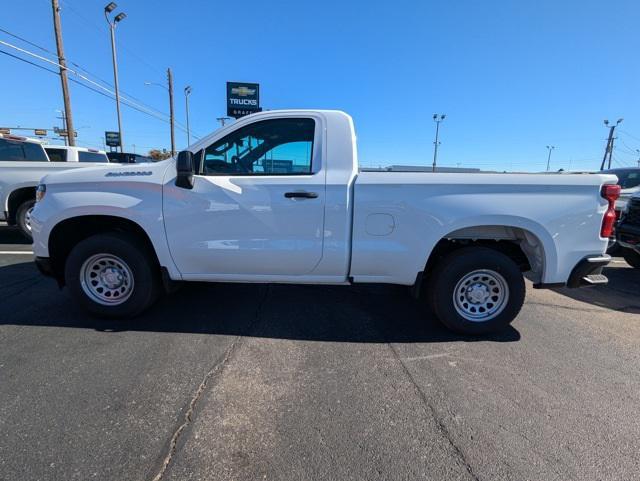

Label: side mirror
[175,150,194,189]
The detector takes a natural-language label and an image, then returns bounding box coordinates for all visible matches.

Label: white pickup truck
[0,134,109,238]
[31,110,620,334]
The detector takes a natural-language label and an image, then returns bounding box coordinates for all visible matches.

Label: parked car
[0,134,109,239]
[44,145,109,163]
[31,110,618,335]
[106,152,154,164]
[602,168,640,254]
[615,193,640,268]
[602,168,640,213]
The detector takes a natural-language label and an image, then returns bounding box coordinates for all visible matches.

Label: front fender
[31,183,181,280]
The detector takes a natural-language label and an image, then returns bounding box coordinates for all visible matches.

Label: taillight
[600,184,621,238]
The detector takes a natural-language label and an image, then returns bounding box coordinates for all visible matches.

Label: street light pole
[144,74,177,155]
[184,86,192,146]
[545,145,555,172]
[105,3,126,152]
[600,118,623,171]
[432,114,446,172]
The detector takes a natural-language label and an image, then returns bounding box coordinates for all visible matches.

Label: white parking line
[0,251,34,255]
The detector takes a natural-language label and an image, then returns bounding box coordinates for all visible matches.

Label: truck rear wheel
[64,233,160,318]
[622,249,640,269]
[425,247,525,335]
[16,199,36,240]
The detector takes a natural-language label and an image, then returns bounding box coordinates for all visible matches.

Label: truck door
[163,117,326,278]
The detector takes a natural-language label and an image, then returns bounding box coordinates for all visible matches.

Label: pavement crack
[149,285,271,481]
[386,342,481,481]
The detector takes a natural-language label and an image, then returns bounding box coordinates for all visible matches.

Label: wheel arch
[48,215,162,286]
[418,221,555,291]
[6,186,37,225]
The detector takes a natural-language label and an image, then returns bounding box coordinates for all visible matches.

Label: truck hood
[41,159,173,186]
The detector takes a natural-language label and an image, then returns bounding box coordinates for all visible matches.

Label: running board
[581,273,608,286]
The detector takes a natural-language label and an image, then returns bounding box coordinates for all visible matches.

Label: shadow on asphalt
[553,264,640,314]
[0,225,30,245]
[0,260,520,344]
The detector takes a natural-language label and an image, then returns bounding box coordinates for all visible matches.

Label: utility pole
[636,149,640,168]
[51,0,75,146]
[167,68,176,155]
[432,114,446,172]
[184,86,192,146]
[216,117,230,127]
[545,145,555,172]
[600,118,623,170]
[105,3,126,152]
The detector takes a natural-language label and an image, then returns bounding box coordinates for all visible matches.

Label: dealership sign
[227,82,261,118]
[105,131,121,147]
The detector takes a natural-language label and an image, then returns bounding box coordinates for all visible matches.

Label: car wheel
[65,233,160,318]
[622,249,640,269]
[426,247,526,335]
[16,199,36,240]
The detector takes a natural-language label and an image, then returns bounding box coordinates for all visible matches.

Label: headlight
[35,184,46,202]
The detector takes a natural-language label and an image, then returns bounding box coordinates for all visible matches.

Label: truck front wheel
[64,233,160,318]
[16,199,36,240]
[425,247,526,335]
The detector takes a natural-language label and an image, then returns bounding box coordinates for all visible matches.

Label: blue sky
[2,0,639,171]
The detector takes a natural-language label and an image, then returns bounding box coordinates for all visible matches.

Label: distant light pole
[545,145,555,172]
[104,2,126,152]
[600,118,623,170]
[184,86,192,145]
[216,117,230,127]
[432,114,446,172]
[145,69,176,156]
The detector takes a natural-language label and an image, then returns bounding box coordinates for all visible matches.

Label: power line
[0,28,171,121]
[0,48,59,74]
[0,27,58,58]
[1,25,201,138]
[619,129,640,143]
[58,0,166,77]
[0,46,199,139]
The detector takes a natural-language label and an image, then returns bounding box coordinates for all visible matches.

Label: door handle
[284,191,318,199]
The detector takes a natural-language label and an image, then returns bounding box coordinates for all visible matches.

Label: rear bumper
[565,255,611,288]
[533,254,611,289]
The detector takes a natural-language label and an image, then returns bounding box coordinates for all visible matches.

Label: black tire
[425,247,526,335]
[64,232,160,318]
[622,249,640,269]
[16,199,36,241]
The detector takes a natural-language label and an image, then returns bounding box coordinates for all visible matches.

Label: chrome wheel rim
[25,207,34,232]
[80,254,134,306]
[453,269,509,322]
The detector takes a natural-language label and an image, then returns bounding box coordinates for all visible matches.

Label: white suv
[44,146,109,163]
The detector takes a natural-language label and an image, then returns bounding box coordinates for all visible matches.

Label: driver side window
[201,118,315,176]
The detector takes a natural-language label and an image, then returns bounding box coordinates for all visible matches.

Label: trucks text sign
[227,82,261,119]
[105,131,121,147]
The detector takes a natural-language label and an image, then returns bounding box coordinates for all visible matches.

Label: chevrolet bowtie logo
[231,86,256,97]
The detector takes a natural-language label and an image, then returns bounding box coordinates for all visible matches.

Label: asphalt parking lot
[1,225,639,481]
